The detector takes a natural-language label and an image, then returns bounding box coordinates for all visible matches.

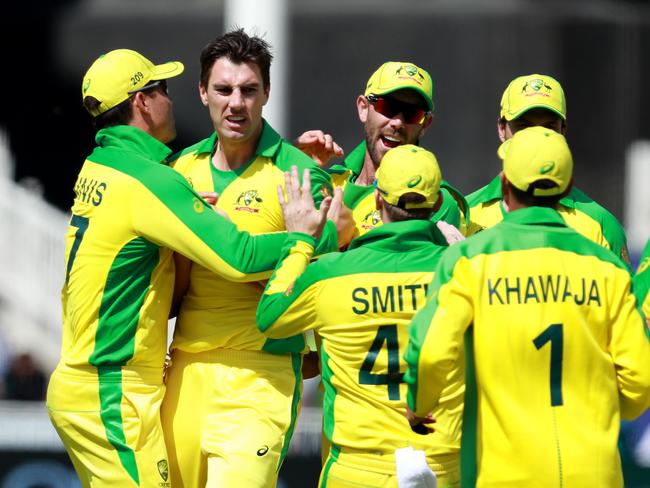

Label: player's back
[312,222,463,469]
[459,208,649,487]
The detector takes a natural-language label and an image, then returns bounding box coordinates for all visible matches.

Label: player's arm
[132,167,318,282]
[610,269,650,419]
[256,234,325,338]
[633,239,650,326]
[404,250,473,418]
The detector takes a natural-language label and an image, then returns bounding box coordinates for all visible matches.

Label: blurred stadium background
[0,0,649,486]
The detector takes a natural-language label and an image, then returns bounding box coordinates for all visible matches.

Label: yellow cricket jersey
[634,239,650,328]
[169,121,336,354]
[257,221,464,472]
[328,142,469,239]
[60,125,305,372]
[466,175,631,267]
[405,207,650,487]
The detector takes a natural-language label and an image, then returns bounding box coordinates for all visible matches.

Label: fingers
[301,168,312,199]
[198,191,219,206]
[294,130,326,148]
[319,195,333,220]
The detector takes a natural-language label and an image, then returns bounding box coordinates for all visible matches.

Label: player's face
[199,57,269,145]
[145,80,176,144]
[500,108,566,141]
[358,89,432,166]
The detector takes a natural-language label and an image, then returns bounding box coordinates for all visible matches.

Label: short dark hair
[200,28,273,90]
[506,179,564,208]
[384,192,434,222]
[83,96,133,131]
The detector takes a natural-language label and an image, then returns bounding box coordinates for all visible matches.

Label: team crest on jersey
[235,190,263,213]
[638,257,650,274]
[361,210,382,231]
[157,459,169,482]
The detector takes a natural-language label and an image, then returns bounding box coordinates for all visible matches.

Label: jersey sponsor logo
[256,445,269,456]
[235,189,263,213]
[193,197,205,213]
[361,209,381,231]
[157,459,169,482]
[638,257,650,274]
[73,175,106,207]
[486,274,601,306]
[352,283,429,315]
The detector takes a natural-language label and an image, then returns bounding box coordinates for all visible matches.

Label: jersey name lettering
[73,175,107,207]
[487,274,601,306]
[352,283,429,315]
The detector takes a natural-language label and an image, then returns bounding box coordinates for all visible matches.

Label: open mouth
[380,135,401,148]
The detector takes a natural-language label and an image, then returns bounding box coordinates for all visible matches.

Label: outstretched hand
[294,130,344,168]
[278,166,331,238]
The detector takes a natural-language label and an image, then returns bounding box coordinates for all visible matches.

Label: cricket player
[405,126,650,487]
[160,30,345,488]
[46,48,324,487]
[297,61,468,240]
[257,145,464,487]
[465,73,630,266]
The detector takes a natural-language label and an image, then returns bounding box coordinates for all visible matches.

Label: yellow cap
[365,62,434,111]
[376,145,441,209]
[82,49,185,117]
[500,74,566,121]
[498,126,573,197]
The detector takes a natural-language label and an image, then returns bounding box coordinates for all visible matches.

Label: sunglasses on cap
[128,79,168,96]
[366,94,429,124]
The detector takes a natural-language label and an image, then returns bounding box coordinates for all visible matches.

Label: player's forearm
[257,235,319,336]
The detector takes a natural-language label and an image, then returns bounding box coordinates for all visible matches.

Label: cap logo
[396,64,425,83]
[407,175,422,187]
[540,161,555,174]
[522,78,552,96]
[83,79,91,94]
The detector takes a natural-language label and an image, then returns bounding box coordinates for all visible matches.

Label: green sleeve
[257,235,326,337]
[132,164,293,282]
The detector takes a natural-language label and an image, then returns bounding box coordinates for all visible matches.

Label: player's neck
[212,135,259,172]
[357,152,378,186]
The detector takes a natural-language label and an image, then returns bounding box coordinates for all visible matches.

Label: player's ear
[374,189,384,212]
[497,117,507,142]
[262,83,270,106]
[199,82,209,107]
[357,95,369,123]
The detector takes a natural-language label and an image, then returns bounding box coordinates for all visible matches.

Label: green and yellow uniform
[47,125,303,487]
[634,238,650,325]
[405,207,650,488]
[466,176,631,267]
[328,142,468,238]
[257,221,464,488]
[160,121,335,487]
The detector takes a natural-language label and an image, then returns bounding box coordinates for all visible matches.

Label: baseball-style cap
[365,61,434,111]
[81,49,185,117]
[376,145,441,209]
[498,126,573,197]
[500,74,566,121]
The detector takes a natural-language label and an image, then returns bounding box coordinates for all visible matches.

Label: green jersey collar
[95,125,172,163]
[349,219,448,251]
[190,119,283,159]
[503,206,568,227]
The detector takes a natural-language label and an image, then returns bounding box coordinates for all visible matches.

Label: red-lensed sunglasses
[366,94,429,124]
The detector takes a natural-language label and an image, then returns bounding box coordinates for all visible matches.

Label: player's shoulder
[466,175,502,208]
[566,187,625,231]
[167,134,215,168]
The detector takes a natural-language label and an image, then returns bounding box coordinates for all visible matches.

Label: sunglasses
[366,94,429,124]
[128,79,168,96]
